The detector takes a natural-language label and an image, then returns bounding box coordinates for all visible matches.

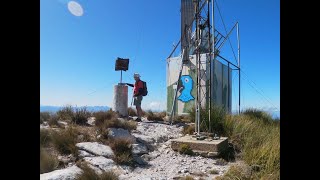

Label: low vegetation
[187,105,280,179]
[101,118,137,132]
[40,129,52,147]
[40,111,51,124]
[40,147,59,174]
[146,110,165,121]
[48,114,61,128]
[57,105,74,121]
[187,105,226,136]
[93,110,118,127]
[127,107,137,116]
[51,126,79,155]
[108,138,134,166]
[178,144,194,155]
[71,107,90,125]
[182,124,195,135]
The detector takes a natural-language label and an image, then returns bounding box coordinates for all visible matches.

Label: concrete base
[171,135,228,156]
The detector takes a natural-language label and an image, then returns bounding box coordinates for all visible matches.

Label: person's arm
[126,83,134,87]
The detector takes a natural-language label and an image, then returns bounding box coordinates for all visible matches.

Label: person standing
[126,73,144,121]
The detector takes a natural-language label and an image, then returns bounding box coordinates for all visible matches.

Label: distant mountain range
[40,105,110,112]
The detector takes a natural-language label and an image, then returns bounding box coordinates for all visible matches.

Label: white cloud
[145,101,166,111]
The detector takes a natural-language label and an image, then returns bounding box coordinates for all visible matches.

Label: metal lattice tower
[168,0,241,137]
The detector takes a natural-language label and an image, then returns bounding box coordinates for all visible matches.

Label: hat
[134,73,140,78]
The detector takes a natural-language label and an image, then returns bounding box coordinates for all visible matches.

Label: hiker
[126,73,144,122]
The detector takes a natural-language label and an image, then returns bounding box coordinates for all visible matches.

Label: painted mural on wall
[167,54,232,115]
[177,75,195,102]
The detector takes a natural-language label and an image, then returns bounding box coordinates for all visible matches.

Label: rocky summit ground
[40,118,234,180]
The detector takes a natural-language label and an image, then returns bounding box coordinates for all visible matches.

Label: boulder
[83,156,115,171]
[76,142,114,158]
[40,165,82,180]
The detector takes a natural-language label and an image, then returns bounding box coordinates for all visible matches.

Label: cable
[215,0,238,64]
[240,70,280,111]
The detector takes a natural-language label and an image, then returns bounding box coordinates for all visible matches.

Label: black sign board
[115,58,129,71]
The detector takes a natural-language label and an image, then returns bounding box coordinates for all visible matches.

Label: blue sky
[40,0,279,114]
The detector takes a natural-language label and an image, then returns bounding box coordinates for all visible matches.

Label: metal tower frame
[167,0,241,135]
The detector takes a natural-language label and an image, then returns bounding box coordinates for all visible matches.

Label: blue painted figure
[178,75,195,102]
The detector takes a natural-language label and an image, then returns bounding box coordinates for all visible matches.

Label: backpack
[140,80,148,96]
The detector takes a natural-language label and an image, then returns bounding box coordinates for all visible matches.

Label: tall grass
[242,108,274,124]
[183,107,279,179]
[187,104,227,135]
[220,109,280,179]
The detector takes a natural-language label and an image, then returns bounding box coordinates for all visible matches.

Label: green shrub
[57,105,74,121]
[72,107,90,125]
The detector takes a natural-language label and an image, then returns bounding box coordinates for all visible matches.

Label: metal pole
[216,54,239,68]
[167,40,181,59]
[194,0,200,135]
[216,23,237,53]
[120,70,122,84]
[169,49,185,125]
[207,0,213,133]
[228,62,230,113]
[237,22,240,114]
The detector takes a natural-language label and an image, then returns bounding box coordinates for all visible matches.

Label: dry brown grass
[146,110,164,121]
[128,107,137,116]
[93,110,118,126]
[182,124,195,135]
[51,126,79,155]
[108,138,134,166]
[40,147,59,174]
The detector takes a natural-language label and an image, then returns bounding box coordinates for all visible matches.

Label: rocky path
[40,118,233,180]
[119,120,232,180]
